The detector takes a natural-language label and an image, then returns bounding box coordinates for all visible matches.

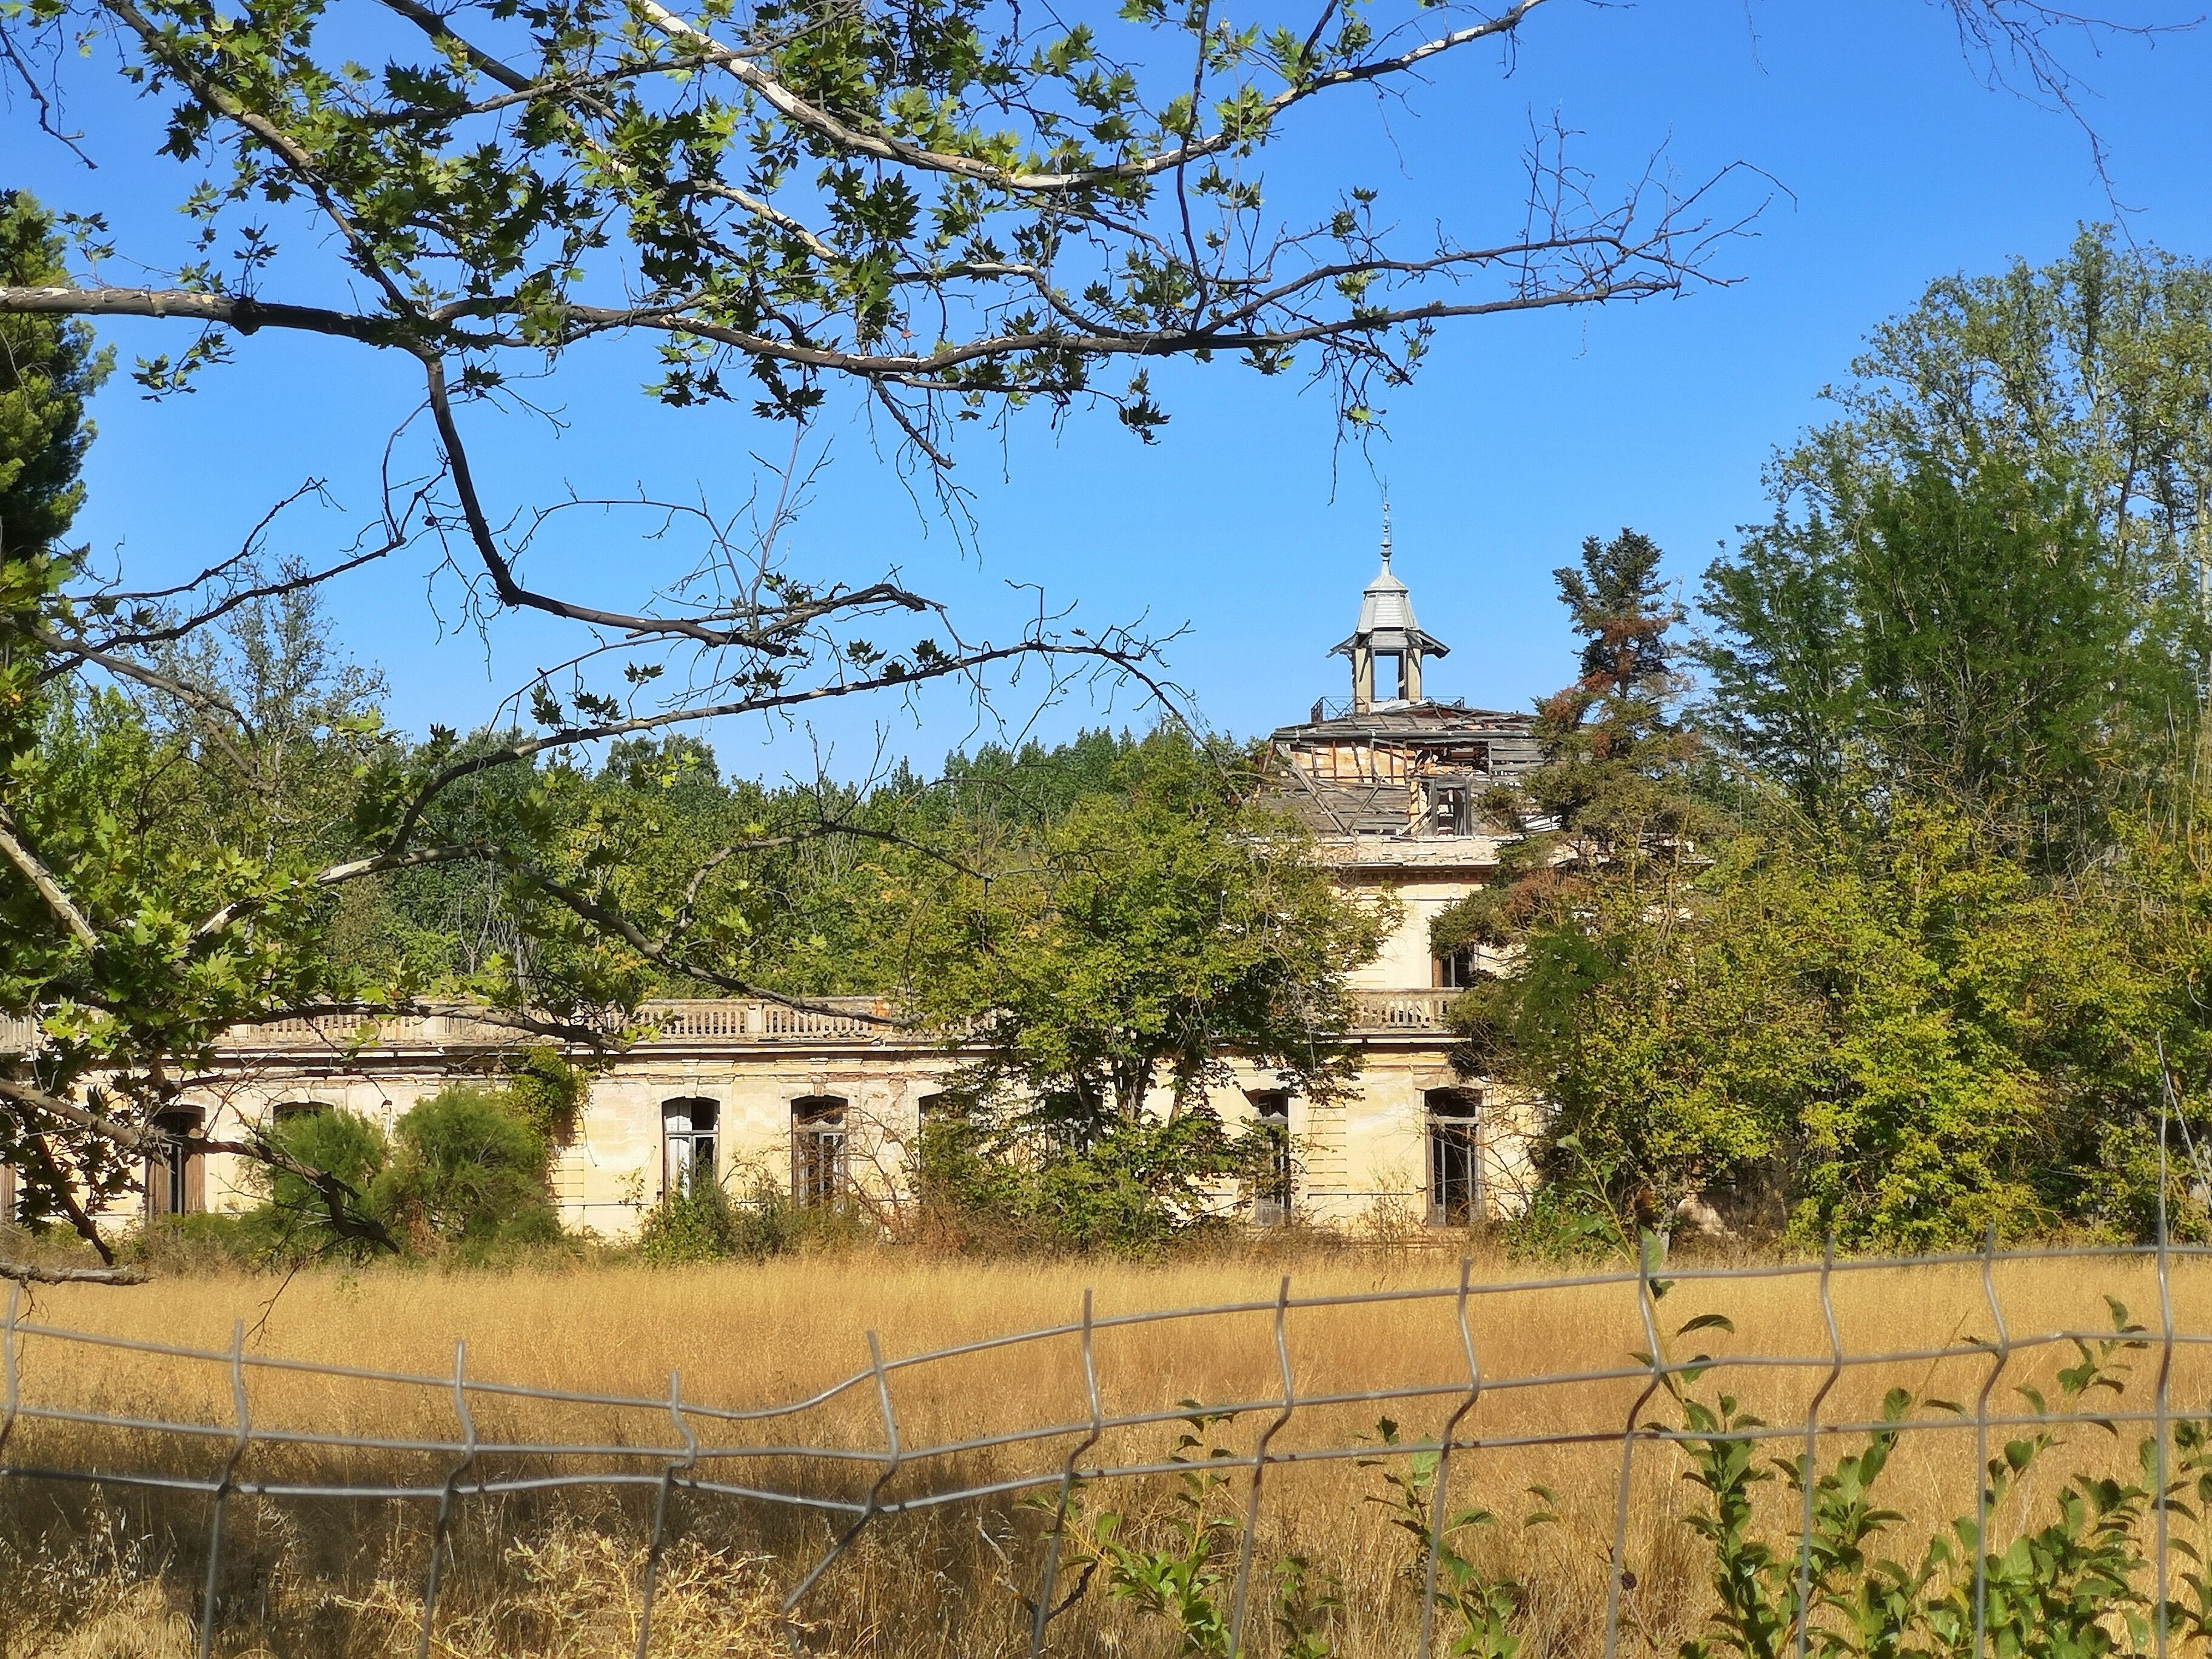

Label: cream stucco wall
[129,839,1528,1238]
[157,1017,1535,1240]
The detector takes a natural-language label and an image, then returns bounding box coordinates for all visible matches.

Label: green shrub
[917,1109,1248,1255]
[637,1175,866,1263]
[501,1045,587,1144]
[371,1087,558,1256]
[638,1176,747,1264]
[122,1209,260,1272]
[253,1107,392,1259]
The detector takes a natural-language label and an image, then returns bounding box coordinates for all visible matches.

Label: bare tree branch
[0,1260,149,1285]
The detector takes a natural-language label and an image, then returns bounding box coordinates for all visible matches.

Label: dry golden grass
[6,1244,2211,1658]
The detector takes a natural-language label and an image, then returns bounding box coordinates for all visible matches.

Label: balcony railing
[1346,989,1456,1031]
[643,997,898,1041]
[0,990,1453,1061]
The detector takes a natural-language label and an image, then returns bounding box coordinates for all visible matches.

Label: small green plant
[1360,1417,1552,1659]
[1663,1284,2174,1659]
[1030,1404,1339,1658]
[1079,1406,1246,1657]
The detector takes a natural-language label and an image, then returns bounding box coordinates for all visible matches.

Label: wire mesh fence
[5,1239,2212,1658]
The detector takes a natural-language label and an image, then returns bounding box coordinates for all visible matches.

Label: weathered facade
[3,536,1547,1236]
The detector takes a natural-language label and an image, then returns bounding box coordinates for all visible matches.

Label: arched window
[148,1107,205,1218]
[662,1098,720,1197]
[1247,1090,1293,1225]
[1424,1088,1482,1226]
[270,1101,327,1131]
[791,1096,848,1208]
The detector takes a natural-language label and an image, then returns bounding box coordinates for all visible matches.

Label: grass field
[5,1243,2211,1658]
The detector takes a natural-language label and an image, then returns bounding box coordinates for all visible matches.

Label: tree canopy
[1451,234,2212,1250]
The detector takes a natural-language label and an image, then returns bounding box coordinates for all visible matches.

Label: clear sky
[12,1,2211,780]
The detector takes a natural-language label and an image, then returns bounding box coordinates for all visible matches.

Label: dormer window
[1430,784,1469,837]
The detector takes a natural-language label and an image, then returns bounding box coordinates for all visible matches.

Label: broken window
[1247,1091,1293,1225]
[662,1097,720,1198]
[1429,783,1470,837]
[1424,1089,1481,1226]
[792,1095,848,1208]
[1433,947,1480,990]
[148,1107,205,1218]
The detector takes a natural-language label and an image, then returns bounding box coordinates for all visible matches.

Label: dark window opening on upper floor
[1433,947,1481,990]
[1429,783,1470,837]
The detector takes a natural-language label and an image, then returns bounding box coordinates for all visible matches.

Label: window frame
[1424,1088,1483,1227]
[147,1107,206,1218]
[1433,947,1480,990]
[791,1095,849,1210]
[661,1096,722,1199]
[1246,1090,1294,1225]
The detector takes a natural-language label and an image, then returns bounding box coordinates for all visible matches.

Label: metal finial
[1381,498,1392,563]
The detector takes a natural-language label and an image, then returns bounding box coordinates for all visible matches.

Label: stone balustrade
[0,989,1456,1059]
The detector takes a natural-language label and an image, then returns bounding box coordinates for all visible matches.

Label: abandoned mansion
[2,540,1550,1235]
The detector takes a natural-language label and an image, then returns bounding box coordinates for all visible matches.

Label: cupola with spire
[1331,506,1449,711]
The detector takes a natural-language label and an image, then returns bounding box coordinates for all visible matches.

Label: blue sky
[12,1,2211,780]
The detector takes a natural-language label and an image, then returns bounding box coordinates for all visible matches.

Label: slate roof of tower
[1330,533,1449,659]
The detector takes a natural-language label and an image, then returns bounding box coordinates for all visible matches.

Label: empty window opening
[1433,947,1481,990]
[271,1101,327,1130]
[1376,651,1408,700]
[792,1095,848,1209]
[148,1108,205,1218]
[662,1098,720,1198]
[1430,784,1470,837]
[1425,1089,1482,1226]
[1248,1091,1293,1225]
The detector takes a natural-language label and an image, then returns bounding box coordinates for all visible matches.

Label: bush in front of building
[257,1107,394,1260]
[914,1108,1258,1255]
[636,1175,749,1264]
[636,1173,877,1264]
[371,1086,561,1258]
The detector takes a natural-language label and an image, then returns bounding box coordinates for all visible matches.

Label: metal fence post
[2156,1126,2177,1659]
[1791,1238,1841,1659]
[0,1284,19,1462]
[1027,1287,1103,1659]
[1971,1227,2011,1659]
[635,1368,699,1659]
[195,1319,252,1659]
[1603,1242,1667,1659]
[1418,1256,1483,1659]
[1225,1276,1295,1659]
[779,1328,902,1653]
[418,1339,476,1659]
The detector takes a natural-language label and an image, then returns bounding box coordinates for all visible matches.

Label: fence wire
[4,1238,2211,1657]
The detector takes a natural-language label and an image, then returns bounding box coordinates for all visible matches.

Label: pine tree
[1433,528,1701,959]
